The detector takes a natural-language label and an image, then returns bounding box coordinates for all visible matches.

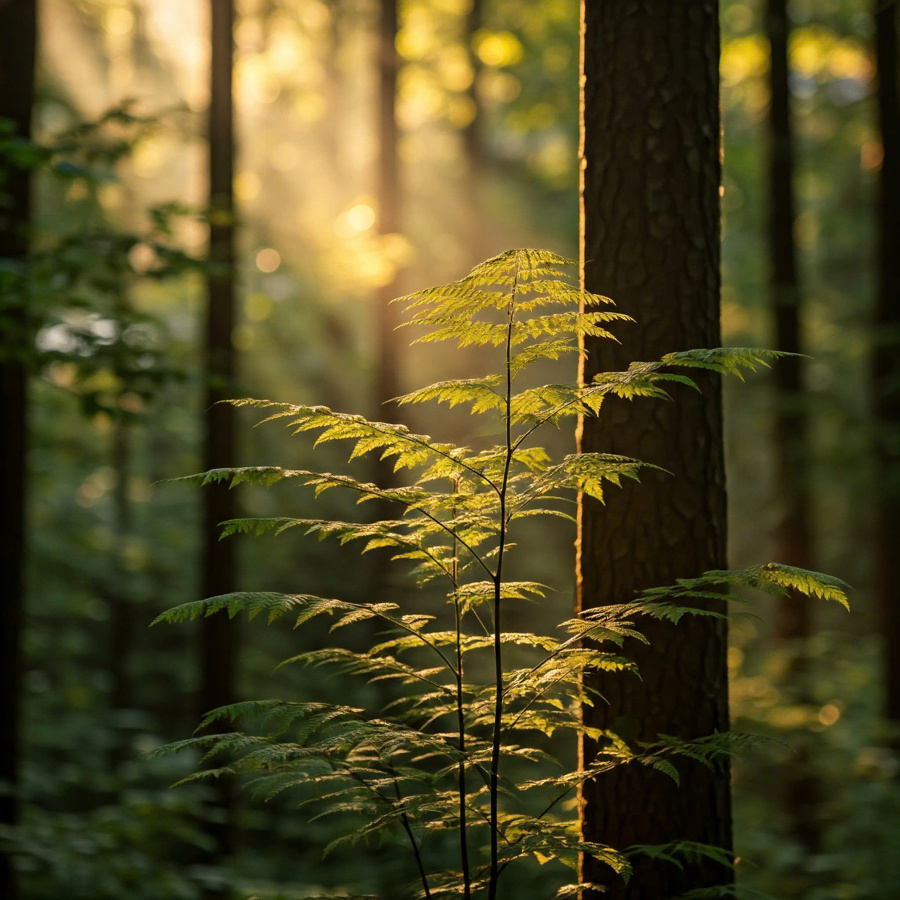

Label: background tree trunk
[874,0,900,730]
[462,0,484,266]
[0,2,37,897]
[375,0,400,419]
[577,4,731,897]
[767,0,813,653]
[374,0,402,513]
[108,407,134,776]
[200,0,238,885]
[765,0,820,854]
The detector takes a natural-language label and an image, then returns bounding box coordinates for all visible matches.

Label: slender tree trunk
[577,4,731,897]
[767,0,813,652]
[462,0,484,266]
[323,0,345,187]
[200,0,238,885]
[0,3,36,897]
[375,0,400,419]
[108,408,134,775]
[874,0,900,729]
[765,0,821,854]
[374,0,402,509]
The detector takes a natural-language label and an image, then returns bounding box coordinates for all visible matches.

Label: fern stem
[414,507,495,580]
[488,258,519,900]
[451,484,472,900]
[391,775,432,900]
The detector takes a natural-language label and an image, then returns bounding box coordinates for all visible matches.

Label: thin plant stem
[391,772,432,900]
[451,479,472,900]
[488,258,519,900]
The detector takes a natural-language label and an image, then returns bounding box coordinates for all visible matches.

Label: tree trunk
[765,0,820,854]
[577,4,731,897]
[323,0,345,188]
[374,0,402,509]
[462,0,485,266]
[108,409,134,775]
[200,0,238,884]
[375,0,400,418]
[874,0,900,729]
[766,0,813,651]
[0,2,36,897]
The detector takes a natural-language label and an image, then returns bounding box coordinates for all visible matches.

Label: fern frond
[662,347,789,379]
[152,591,315,625]
[517,452,662,506]
[634,562,850,611]
[626,840,735,872]
[395,376,505,414]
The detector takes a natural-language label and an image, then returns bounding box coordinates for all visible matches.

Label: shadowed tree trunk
[108,402,134,775]
[767,0,813,655]
[765,0,820,854]
[577,4,731,897]
[0,2,36,897]
[376,0,400,411]
[199,0,238,887]
[374,0,402,507]
[874,0,900,730]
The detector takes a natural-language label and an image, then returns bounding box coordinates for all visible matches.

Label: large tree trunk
[0,2,36,898]
[200,0,238,884]
[874,0,900,729]
[577,4,731,897]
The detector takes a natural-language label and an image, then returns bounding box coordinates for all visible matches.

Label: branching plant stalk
[155,249,849,899]
[488,266,518,900]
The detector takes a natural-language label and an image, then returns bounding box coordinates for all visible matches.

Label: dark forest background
[1,0,899,897]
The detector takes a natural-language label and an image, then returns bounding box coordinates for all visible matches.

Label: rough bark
[577,4,731,897]
[200,0,238,881]
[0,2,36,897]
[874,0,900,728]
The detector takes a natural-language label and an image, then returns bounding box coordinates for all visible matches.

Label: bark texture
[0,2,36,897]
[874,0,900,727]
[577,4,731,897]
[200,0,238,880]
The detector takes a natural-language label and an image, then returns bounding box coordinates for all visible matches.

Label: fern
[156,250,847,899]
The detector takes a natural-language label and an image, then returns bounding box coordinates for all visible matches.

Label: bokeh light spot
[347,204,376,232]
[256,248,281,272]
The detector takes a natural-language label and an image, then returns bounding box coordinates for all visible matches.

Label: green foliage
[157,250,847,898]
[1,105,200,418]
